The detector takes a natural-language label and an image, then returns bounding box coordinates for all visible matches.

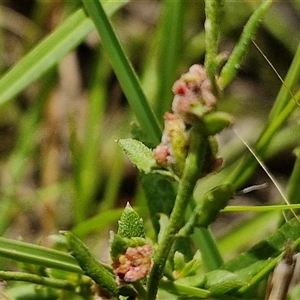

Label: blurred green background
[0,0,299,254]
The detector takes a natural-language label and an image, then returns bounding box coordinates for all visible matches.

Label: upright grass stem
[147,123,209,300]
[81,0,161,145]
[287,148,300,208]
[228,54,300,190]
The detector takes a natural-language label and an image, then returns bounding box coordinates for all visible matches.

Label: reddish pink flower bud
[172,81,188,96]
[153,112,188,176]
[171,64,217,123]
[114,245,153,284]
[153,144,170,165]
[189,64,206,80]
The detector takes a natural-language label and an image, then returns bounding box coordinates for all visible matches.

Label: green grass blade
[81,0,161,144]
[72,208,123,238]
[0,237,82,274]
[221,218,300,295]
[159,280,211,298]
[287,147,300,207]
[192,227,224,271]
[0,1,128,108]
[228,88,300,190]
[266,42,300,121]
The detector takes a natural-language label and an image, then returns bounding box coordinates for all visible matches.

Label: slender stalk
[219,0,273,89]
[204,0,223,82]
[0,271,76,291]
[286,148,300,216]
[147,123,209,300]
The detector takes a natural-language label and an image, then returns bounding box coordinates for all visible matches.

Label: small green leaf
[223,218,300,273]
[117,139,157,173]
[179,251,202,278]
[173,250,203,283]
[118,203,145,238]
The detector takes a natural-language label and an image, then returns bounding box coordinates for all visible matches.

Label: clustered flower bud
[153,65,218,175]
[153,112,187,176]
[113,245,153,284]
[172,64,217,124]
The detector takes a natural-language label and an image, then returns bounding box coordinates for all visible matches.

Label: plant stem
[146,123,209,300]
[204,0,223,91]
[0,271,76,291]
[219,0,273,89]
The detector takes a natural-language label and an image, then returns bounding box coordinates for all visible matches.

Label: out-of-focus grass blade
[0,1,128,107]
[72,208,123,238]
[0,237,82,274]
[286,147,300,210]
[81,0,161,144]
[217,211,280,258]
[73,51,109,223]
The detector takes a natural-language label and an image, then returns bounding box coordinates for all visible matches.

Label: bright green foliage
[117,139,157,174]
[109,203,146,262]
[117,203,145,239]
[0,237,82,274]
[81,0,161,144]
